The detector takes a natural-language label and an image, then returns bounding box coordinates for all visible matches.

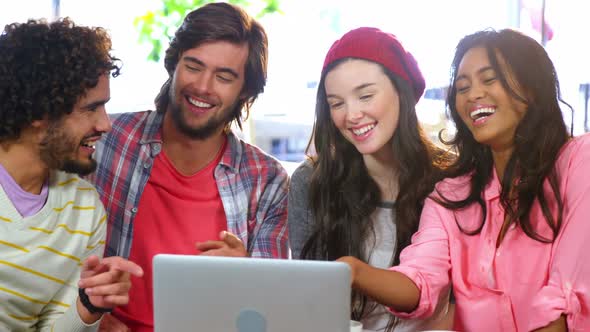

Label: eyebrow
[326,82,376,98]
[183,56,240,79]
[456,66,495,81]
[82,98,110,110]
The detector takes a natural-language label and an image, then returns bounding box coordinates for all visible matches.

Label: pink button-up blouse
[390,133,590,331]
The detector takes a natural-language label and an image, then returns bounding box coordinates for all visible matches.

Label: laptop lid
[153,254,351,332]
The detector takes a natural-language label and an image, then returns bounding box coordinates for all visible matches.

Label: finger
[100,294,132,307]
[195,240,225,252]
[85,281,131,297]
[220,231,244,250]
[200,247,247,257]
[80,258,110,280]
[79,269,124,289]
[81,255,101,273]
[199,248,230,256]
[101,257,144,277]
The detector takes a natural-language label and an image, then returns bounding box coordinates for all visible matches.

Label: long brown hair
[154,2,267,130]
[439,29,570,242]
[301,59,450,328]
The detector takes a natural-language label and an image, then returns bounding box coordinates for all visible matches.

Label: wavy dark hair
[0,18,120,142]
[301,58,450,328]
[439,29,570,242]
[154,2,268,130]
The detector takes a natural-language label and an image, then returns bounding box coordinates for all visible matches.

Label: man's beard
[39,121,97,176]
[168,91,237,140]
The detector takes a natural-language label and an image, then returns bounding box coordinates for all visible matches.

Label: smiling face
[454,46,528,151]
[39,74,112,175]
[325,59,400,158]
[167,40,248,140]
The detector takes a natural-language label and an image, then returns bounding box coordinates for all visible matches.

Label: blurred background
[2,0,589,174]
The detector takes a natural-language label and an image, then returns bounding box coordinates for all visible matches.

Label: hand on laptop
[77,255,144,323]
[99,314,130,332]
[196,231,248,257]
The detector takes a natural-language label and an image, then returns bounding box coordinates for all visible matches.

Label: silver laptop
[153,254,351,332]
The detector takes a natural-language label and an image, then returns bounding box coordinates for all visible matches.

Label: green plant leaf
[136,0,282,62]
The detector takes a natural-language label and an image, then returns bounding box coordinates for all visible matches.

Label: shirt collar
[483,167,501,201]
[138,111,243,173]
[219,131,243,173]
[139,111,164,145]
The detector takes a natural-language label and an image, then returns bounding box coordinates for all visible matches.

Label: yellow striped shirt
[0,171,106,332]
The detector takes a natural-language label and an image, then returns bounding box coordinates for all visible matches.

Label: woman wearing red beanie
[338,29,590,331]
[288,27,453,331]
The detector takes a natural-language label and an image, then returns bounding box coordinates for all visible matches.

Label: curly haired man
[0,18,142,331]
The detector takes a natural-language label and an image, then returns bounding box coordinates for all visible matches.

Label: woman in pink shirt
[339,29,590,331]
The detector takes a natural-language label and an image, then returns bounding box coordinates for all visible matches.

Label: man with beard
[0,19,143,331]
[90,3,289,331]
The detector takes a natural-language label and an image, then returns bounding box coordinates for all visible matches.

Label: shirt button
[131,207,138,214]
[153,145,161,153]
[143,162,151,169]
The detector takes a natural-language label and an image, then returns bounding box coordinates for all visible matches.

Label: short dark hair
[0,18,120,142]
[154,2,268,129]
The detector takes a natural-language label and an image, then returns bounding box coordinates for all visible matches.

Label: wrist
[76,297,103,324]
[77,287,112,322]
[349,257,362,288]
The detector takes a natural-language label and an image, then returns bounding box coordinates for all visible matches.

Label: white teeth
[352,124,376,136]
[188,97,212,108]
[470,107,496,119]
[81,141,95,148]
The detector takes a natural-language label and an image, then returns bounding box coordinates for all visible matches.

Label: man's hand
[76,256,143,324]
[196,231,248,257]
[98,314,130,332]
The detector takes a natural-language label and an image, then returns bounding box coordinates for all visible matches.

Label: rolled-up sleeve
[389,197,452,319]
[527,135,590,331]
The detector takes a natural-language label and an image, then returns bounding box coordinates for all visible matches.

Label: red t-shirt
[113,141,228,332]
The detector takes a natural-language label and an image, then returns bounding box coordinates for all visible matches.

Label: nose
[467,82,486,101]
[95,107,112,133]
[345,104,364,123]
[194,71,215,95]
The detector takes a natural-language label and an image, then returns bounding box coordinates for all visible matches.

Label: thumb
[220,231,243,249]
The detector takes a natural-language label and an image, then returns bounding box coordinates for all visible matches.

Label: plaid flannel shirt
[89,111,289,259]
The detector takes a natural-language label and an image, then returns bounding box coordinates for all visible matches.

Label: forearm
[42,300,100,332]
[349,257,420,313]
[532,315,567,332]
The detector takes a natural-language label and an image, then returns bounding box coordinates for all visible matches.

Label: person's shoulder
[50,171,101,202]
[237,136,288,177]
[559,133,590,160]
[102,110,160,148]
[431,173,472,200]
[291,159,314,183]
[109,110,154,127]
[552,133,590,178]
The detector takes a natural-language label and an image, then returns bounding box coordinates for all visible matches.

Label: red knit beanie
[322,27,425,102]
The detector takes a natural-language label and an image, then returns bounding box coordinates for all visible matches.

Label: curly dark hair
[0,17,121,142]
[154,2,268,129]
